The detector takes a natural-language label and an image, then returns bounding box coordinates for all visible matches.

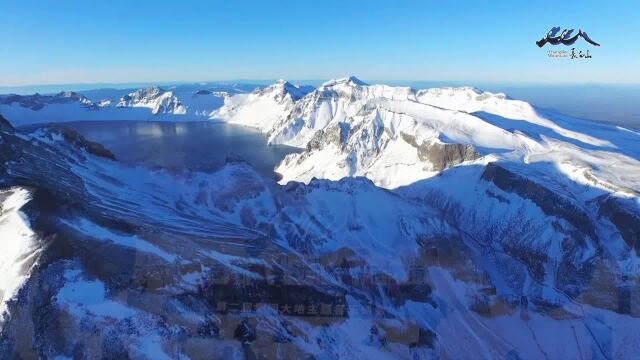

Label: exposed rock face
[47,125,117,160]
[418,143,480,171]
[0,128,89,202]
[119,86,163,102]
[401,133,480,171]
[0,115,14,131]
[117,86,186,114]
[477,162,602,298]
[599,196,640,254]
[306,122,350,152]
[481,162,595,239]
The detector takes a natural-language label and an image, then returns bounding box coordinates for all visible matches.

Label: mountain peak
[117,86,185,115]
[123,86,166,101]
[265,79,309,100]
[56,91,79,98]
[321,76,367,88]
[141,86,163,95]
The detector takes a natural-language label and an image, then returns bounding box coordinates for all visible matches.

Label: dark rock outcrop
[419,142,480,171]
[598,196,640,254]
[0,114,14,131]
[48,125,116,160]
[401,133,480,171]
[481,162,595,239]
[306,122,351,152]
[234,319,257,344]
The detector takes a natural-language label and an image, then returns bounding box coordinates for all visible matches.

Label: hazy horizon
[2,77,640,93]
[2,79,639,128]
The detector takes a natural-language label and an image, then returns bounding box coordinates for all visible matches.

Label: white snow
[0,188,41,324]
[61,218,177,262]
[55,268,136,320]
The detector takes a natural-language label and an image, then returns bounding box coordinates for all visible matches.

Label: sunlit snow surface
[0,188,41,324]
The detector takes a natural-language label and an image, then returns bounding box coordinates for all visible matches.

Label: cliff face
[47,125,117,160]
[481,162,595,238]
[0,115,13,131]
[401,132,480,171]
[599,196,640,254]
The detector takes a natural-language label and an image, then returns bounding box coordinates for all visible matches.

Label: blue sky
[1,0,639,85]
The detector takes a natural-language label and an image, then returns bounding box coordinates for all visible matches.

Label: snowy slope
[0,188,41,323]
[212,80,312,133]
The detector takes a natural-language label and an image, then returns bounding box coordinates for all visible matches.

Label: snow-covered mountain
[210,77,640,306]
[213,79,313,132]
[0,85,242,126]
[1,76,640,359]
[212,76,640,192]
[116,86,187,114]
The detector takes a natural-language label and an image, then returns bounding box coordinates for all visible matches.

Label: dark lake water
[59,121,300,178]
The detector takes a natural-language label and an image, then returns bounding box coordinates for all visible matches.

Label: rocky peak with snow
[212,77,524,187]
[320,75,368,88]
[256,79,311,101]
[213,76,640,194]
[117,86,186,115]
